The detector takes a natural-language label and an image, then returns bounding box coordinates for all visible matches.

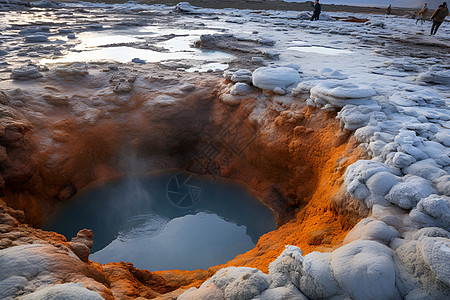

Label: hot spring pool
[44,171,277,271]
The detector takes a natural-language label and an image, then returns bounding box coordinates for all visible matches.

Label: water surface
[45,171,276,271]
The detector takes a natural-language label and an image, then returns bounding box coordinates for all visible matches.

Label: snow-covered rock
[297,12,312,20]
[11,65,43,80]
[268,245,341,299]
[404,158,447,181]
[310,80,376,109]
[230,82,253,96]
[53,63,88,80]
[230,69,252,84]
[179,267,271,300]
[365,20,385,28]
[409,194,450,229]
[344,160,394,207]
[0,244,107,299]
[266,241,402,300]
[330,240,402,300]
[254,285,307,300]
[291,80,323,97]
[386,175,436,210]
[252,67,301,93]
[344,218,400,245]
[318,68,348,80]
[175,2,201,13]
[257,38,276,46]
[435,175,450,196]
[417,68,450,86]
[435,131,450,147]
[396,235,450,298]
[337,104,382,131]
[19,283,103,300]
[389,89,446,108]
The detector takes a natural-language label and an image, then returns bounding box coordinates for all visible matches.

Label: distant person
[310,0,321,21]
[430,2,449,35]
[416,3,429,24]
[387,4,392,15]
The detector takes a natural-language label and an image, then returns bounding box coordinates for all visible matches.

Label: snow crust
[195,2,450,297]
[0,244,105,299]
[19,283,103,300]
[252,67,301,93]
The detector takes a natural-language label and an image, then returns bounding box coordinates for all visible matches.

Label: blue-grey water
[44,171,277,271]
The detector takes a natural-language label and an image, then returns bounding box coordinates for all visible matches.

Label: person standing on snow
[416,3,429,24]
[430,2,449,35]
[310,0,321,21]
[387,4,392,15]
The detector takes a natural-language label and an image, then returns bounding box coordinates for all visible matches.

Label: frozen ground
[0,0,449,299]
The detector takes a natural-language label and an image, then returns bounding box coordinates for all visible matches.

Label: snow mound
[396,235,450,298]
[224,69,252,84]
[310,80,377,109]
[185,240,402,300]
[330,240,401,300]
[252,67,301,94]
[19,283,103,300]
[179,267,271,300]
[409,194,450,229]
[318,68,348,80]
[337,104,383,131]
[0,243,106,299]
[297,12,312,20]
[344,160,394,207]
[175,2,200,13]
[344,218,400,245]
[389,88,445,107]
[386,175,436,210]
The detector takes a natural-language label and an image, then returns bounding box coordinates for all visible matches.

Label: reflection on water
[74,34,140,50]
[40,27,234,65]
[92,212,254,271]
[186,62,230,73]
[44,172,276,271]
[288,46,352,55]
[41,46,233,64]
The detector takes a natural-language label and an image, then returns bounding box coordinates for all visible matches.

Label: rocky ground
[0,0,449,299]
[54,0,416,15]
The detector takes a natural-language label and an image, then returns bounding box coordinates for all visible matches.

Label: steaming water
[44,171,276,271]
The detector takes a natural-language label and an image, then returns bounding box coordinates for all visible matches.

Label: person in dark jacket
[430,2,449,35]
[387,4,392,15]
[310,0,321,21]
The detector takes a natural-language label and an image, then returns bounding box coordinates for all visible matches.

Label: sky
[284,0,442,9]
